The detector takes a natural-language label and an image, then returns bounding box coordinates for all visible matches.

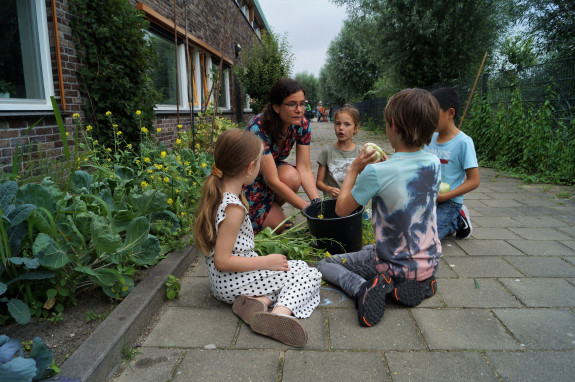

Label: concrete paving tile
[441,257,523,278]
[282,350,387,382]
[470,216,520,228]
[456,239,526,256]
[513,197,566,207]
[507,239,574,256]
[556,225,575,238]
[173,349,280,381]
[504,256,575,277]
[234,310,326,350]
[471,207,525,217]
[499,278,575,307]
[485,351,575,382]
[168,276,211,307]
[481,199,527,208]
[509,227,573,240]
[385,351,497,382]
[464,192,493,200]
[328,308,424,350]
[487,192,530,200]
[509,216,566,228]
[110,348,182,382]
[462,199,488,209]
[557,215,575,226]
[439,240,468,256]
[318,285,355,308]
[187,257,208,277]
[202,292,230,308]
[481,186,525,193]
[550,206,575,216]
[560,240,575,251]
[439,279,522,308]
[143,307,238,348]
[515,206,566,216]
[435,259,458,279]
[470,228,524,240]
[493,308,575,350]
[413,309,520,350]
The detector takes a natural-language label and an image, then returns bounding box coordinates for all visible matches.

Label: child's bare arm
[213,205,290,272]
[335,147,377,216]
[437,167,480,203]
[316,164,340,198]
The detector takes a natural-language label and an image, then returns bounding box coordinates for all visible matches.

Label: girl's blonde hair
[194,129,262,255]
[334,105,360,128]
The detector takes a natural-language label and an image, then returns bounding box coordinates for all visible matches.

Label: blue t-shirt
[352,150,442,282]
[425,131,478,204]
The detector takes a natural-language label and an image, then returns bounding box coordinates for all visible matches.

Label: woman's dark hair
[261,78,306,144]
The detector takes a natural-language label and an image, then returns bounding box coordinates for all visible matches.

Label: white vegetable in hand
[363,142,385,161]
[439,182,451,194]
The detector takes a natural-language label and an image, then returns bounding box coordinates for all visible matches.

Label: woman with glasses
[243,78,321,234]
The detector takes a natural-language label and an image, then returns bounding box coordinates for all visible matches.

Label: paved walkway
[110,121,575,382]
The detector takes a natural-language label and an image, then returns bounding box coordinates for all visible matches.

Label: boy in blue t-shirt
[317,89,442,328]
[425,87,480,240]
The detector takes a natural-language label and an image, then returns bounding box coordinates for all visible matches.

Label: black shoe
[356,272,394,327]
[455,205,472,239]
[393,276,437,307]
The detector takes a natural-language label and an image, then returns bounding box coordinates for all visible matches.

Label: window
[212,62,230,110]
[0,0,54,111]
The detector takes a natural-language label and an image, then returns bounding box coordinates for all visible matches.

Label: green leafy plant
[0,335,57,381]
[165,275,181,300]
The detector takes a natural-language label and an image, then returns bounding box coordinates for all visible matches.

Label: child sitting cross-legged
[317,88,442,327]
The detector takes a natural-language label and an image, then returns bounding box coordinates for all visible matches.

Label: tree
[521,0,575,59]
[294,71,319,106]
[332,0,520,87]
[234,30,293,114]
[320,19,381,103]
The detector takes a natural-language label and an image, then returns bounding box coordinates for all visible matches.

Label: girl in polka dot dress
[195,129,322,347]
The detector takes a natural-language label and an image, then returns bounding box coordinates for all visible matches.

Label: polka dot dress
[205,193,321,318]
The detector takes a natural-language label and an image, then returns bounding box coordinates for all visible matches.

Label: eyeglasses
[282,102,307,111]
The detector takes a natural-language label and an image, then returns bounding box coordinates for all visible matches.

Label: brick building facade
[0,0,267,173]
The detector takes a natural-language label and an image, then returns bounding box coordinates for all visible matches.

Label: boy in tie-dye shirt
[317,89,441,328]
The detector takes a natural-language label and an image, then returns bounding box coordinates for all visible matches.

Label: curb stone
[57,245,197,382]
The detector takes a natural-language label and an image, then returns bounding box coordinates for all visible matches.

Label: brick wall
[0,0,258,173]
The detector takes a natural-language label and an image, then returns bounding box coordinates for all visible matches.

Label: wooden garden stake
[459,52,488,129]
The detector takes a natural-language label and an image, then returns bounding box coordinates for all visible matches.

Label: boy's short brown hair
[384,88,439,147]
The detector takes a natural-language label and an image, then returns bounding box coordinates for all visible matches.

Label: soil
[0,288,119,367]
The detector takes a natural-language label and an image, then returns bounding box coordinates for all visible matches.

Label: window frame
[0,0,55,112]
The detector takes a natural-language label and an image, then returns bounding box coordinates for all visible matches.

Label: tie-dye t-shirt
[352,150,442,282]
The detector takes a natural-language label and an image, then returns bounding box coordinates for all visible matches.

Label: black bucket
[302,199,365,254]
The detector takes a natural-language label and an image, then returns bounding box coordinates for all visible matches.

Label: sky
[257,0,349,77]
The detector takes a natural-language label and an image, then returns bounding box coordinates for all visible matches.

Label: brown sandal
[250,312,308,347]
[232,295,267,325]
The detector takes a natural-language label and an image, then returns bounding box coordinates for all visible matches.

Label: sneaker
[456,205,473,239]
[356,272,394,327]
[250,312,308,347]
[232,295,267,326]
[393,276,437,307]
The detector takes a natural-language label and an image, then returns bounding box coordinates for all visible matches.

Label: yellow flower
[113,124,118,128]
[195,143,200,150]
[106,148,112,152]
[135,159,140,164]
[175,189,180,193]
[107,158,111,162]
[141,181,148,188]
[156,128,162,133]
[72,113,80,119]
[65,132,70,137]
[116,130,122,136]
[141,127,148,133]
[93,140,98,144]
[144,157,150,163]
[184,161,190,167]
[318,214,324,219]
[106,111,112,116]
[86,125,93,131]
[188,170,192,175]
[163,177,169,183]
[192,182,196,186]
[176,139,181,144]
[177,124,182,129]
[150,175,155,180]
[180,212,185,216]
[167,198,173,205]
[325,251,331,257]
[201,163,207,168]
[154,164,163,170]
[147,170,153,173]
[136,110,141,115]
[127,144,132,149]
[161,151,167,158]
